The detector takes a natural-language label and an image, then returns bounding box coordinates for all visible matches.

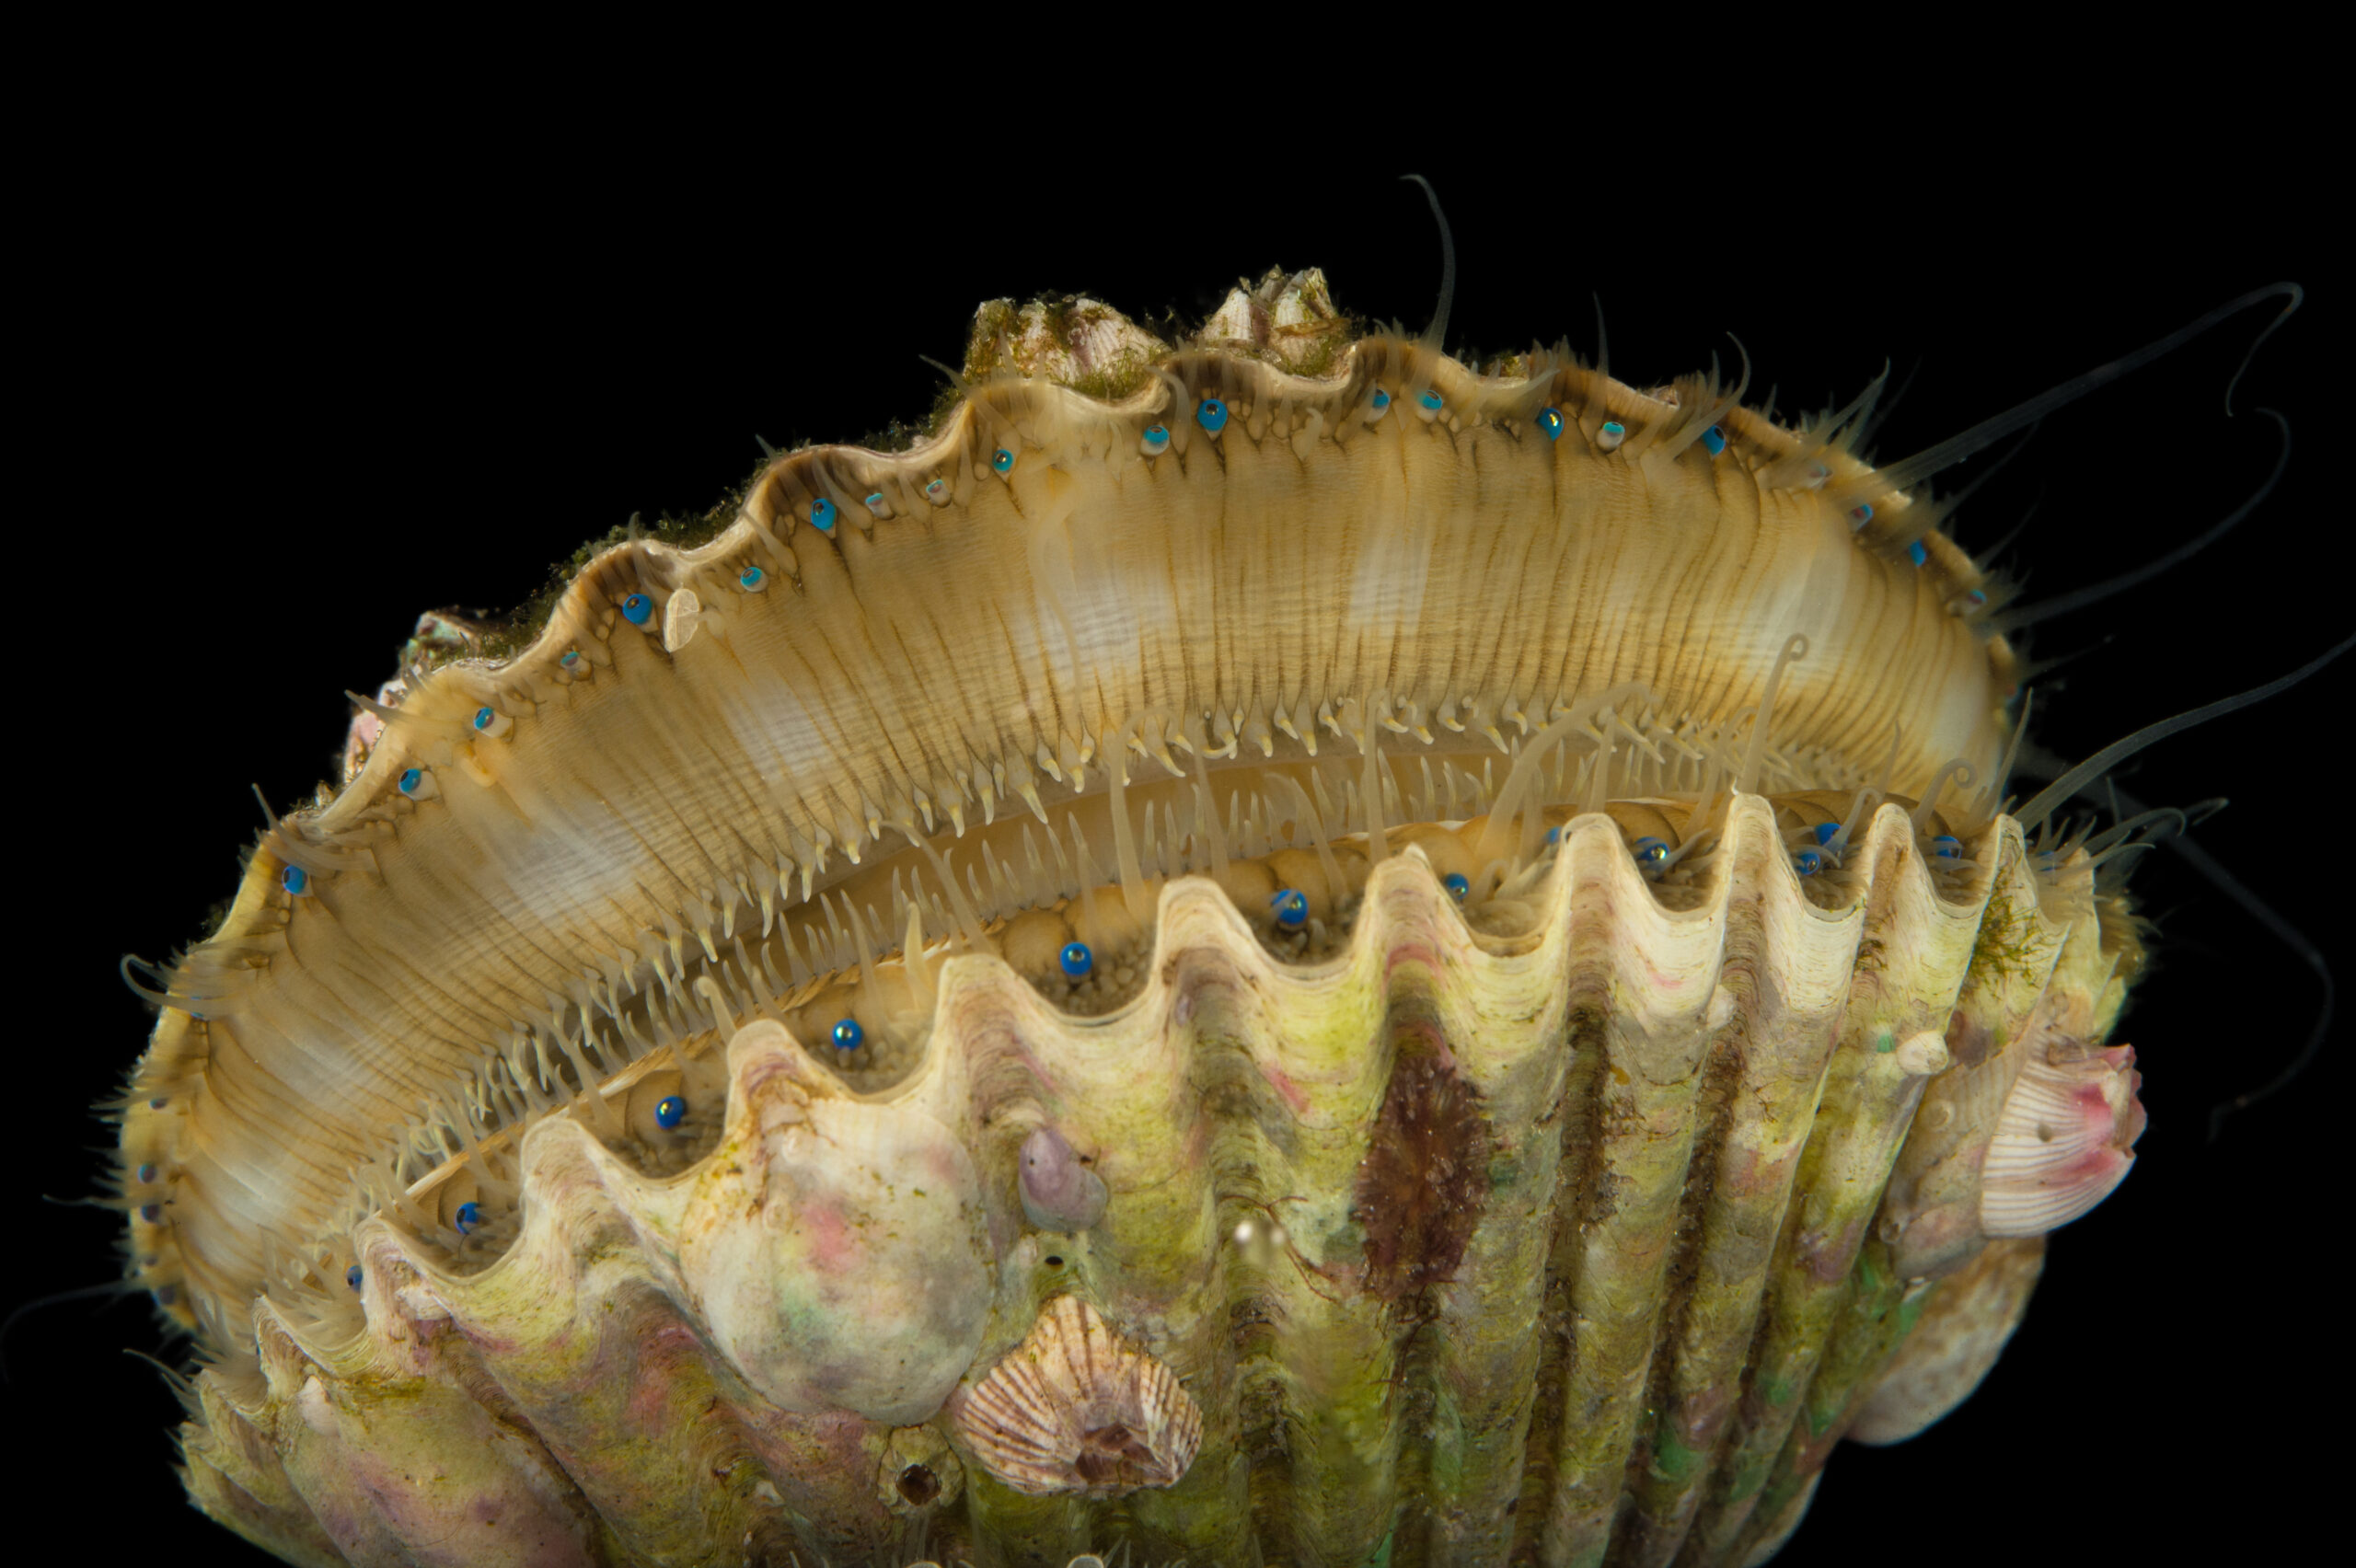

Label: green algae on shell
[127,270,2157,1567]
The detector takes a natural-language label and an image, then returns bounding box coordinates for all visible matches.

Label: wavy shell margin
[170,784,2141,1567]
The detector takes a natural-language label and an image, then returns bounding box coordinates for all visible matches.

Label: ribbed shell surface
[177,794,2127,1568]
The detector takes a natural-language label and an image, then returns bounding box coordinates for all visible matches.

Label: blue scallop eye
[1794,847,1823,877]
[398,767,422,795]
[1418,388,1445,410]
[473,707,495,731]
[1195,398,1228,433]
[1370,389,1392,409]
[991,448,1014,473]
[1700,423,1727,455]
[1932,836,1964,859]
[1443,872,1470,902]
[560,648,581,668]
[1536,407,1565,440]
[141,1204,160,1222]
[1545,824,1562,845]
[1597,420,1627,451]
[1849,502,1875,528]
[811,498,837,533]
[1963,589,1987,607]
[454,1201,481,1235]
[1272,889,1308,928]
[1633,837,1669,871]
[281,865,308,896]
[1908,539,1928,567]
[1139,424,1170,457]
[740,566,765,590]
[622,594,653,625]
[137,1164,156,1182]
[863,492,887,516]
[924,478,949,504]
[1059,941,1093,980]
[832,1017,864,1052]
[1814,821,1841,846]
[345,1264,363,1291]
[653,1094,686,1130]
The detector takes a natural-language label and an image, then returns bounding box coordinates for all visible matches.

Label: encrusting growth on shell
[1847,1236,2047,1445]
[951,1295,1204,1498]
[122,268,2165,1566]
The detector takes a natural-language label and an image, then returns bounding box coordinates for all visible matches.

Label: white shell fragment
[661,586,702,650]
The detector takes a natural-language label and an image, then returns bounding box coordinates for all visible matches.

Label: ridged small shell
[1980,1036,2145,1236]
[950,1295,1204,1498]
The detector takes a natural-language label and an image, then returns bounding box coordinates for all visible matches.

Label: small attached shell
[952,1295,1202,1498]
[1893,1029,1953,1077]
[1019,1125,1108,1232]
[876,1424,964,1516]
[1980,1034,2147,1237]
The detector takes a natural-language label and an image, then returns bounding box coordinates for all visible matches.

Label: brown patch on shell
[1354,1003,1496,1302]
[950,1295,1202,1498]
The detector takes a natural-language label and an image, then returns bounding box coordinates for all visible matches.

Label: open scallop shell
[170,795,2142,1566]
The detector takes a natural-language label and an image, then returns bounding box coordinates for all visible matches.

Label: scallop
[126,269,2193,1566]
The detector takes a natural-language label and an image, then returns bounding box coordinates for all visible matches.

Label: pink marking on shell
[801,1198,856,1273]
[1981,1035,2146,1237]
[1386,940,1440,974]
[1798,1216,1868,1285]
[1260,1061,1311,1116]
[626,1324,701,1430]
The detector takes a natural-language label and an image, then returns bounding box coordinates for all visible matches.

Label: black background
[13,93,2341,1566]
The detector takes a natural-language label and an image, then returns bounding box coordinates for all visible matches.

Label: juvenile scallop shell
[951,1295,1203,1497]
[123,271,2169,1566]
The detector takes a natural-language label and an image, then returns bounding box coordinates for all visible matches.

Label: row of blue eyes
[317,821,1976,1293]
[494,409,1955,741]
[294,394,1969,917]
[772,401,1963,586]
[283,805,1965,905]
